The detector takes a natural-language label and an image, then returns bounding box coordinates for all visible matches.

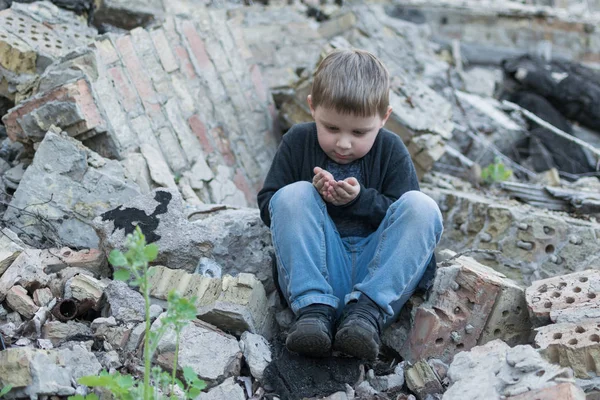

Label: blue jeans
[269,181,443,327]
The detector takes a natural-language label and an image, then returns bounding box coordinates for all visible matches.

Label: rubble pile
[0,0,599,399]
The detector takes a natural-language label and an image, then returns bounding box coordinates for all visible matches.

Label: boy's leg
[269,181,352,356]
[334,191,443,359]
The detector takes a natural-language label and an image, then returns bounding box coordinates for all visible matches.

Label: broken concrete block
[103,280,145,323]
[94,188,276,293]
[399,253,531,363]
[534,320,600,378]
[3,130,141,249]
[368,363,405,393]
[66,273,107,303]
[240,331,271,380]
[0,228,27,275]
[94,324,132,351]
[153,315,242,382]
[444,340,574,400]
[526,269,600,327]
[32,287,53,307]
[147,265,272,338]
[404,360,443,400]
[91,316,117,331]
[197,376,245,400]
[0,347,33,388]
[551,304,600,324]
[422,182,600,286]
[197,273,272,339]
[42,320,93,346]
[6,285,39,319]
[43,248,106,274]
[506,383,586,400]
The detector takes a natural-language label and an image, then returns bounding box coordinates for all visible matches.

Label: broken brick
[507,383,586,400]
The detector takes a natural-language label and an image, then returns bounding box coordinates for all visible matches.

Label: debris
[444,340,574,400]
[398,252,531,363]
[240,331,272,381]
[507,383,586,400]
[103,280,145,323]
[404,360,443,400]
[6,285,38,319]
[500,181,600,214]
[197,376,245,400]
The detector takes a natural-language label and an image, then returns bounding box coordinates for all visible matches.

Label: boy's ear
[381,105,393,127]
[307,95,316,118]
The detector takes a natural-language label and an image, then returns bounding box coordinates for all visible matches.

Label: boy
[257,49,443,360]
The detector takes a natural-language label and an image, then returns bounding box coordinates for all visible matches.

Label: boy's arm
[326,153,419,227]
[257,139,296,227]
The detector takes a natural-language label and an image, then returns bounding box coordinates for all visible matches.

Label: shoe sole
[334,325,379,360]
[286,328,332,358]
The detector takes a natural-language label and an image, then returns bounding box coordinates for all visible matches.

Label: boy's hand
[313,167,360,206]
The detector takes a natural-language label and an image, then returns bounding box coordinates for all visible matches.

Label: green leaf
[78,374,114,386]
[67,396,85,400]
[0,385,12,398]
[191,380,207,391]
[144,243,159,262]
[108,250,128,267]
[113,268,131,281]
[187,388,202,399]
[182,367,197,385]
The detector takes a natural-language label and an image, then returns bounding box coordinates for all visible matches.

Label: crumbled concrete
[42,320,93,346]
[2,130,141,249]
[240,331,271,380]
[506,382,586,400]
[526,269,600,327]
[94,188,276,293]
[535,320,600,378]
[368,363,405,393]
[444,340,574,399]
[197,376,245,400]
[0,228,27,275]
[6,285,39,319]
[153,315,242,382]
[65,274,108,303]
[103,280,145,323]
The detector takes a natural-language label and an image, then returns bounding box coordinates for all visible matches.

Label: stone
[153,315,242,382]
[103,280,145,323]
[404,360,443,400]
[3,130,141,249]
[368,363,405,393]
[148,266,272,338]
[0,228,27,275]
[94,0,163,30]
[140,143,177,189]
[32,287,53,307]
[197,377,245,400]
[506,383,586,399]
[94,188,276,293]
[526,269,600,327]
[551,304,600,324]
[444,340,574,400]
[66,274,108,304]
[94,324,132,351]
[42,320,93,346]
[399,252,531,363]
[422,180,600,286]
[6,285,39,319]
[462,67,504,98]
[125,322,145,352]
[58,342,103,381]
[534,320,600,378]
[91,316,117,331]
[240,332,271,380]
[0,347,33,388]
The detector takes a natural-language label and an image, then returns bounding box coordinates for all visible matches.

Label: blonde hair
[311,48,390,118]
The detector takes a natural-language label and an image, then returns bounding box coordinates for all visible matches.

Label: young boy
[257,49,443,360]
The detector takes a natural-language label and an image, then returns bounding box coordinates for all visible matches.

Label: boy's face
[308,95,393,164]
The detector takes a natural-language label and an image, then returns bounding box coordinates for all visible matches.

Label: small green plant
[0,386,12,398]
[70,226,205,400]
[481,157,513,184]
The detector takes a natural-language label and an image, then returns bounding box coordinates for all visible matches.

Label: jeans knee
[270,181,318,216]
[393,191,443,234]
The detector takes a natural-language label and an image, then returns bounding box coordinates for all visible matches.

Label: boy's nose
[337,137,351,150]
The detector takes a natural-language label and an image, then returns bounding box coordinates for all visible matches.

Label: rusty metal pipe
[52,298,78,321]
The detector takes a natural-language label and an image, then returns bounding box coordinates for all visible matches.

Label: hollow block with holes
[506,383,586,400]
[534,320,600,378]
[525,269,600,327]
[399,251,530,364]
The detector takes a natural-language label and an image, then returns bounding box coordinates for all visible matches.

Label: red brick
[526,269,600,327]
[507,383,585,400]
[150,28,179,73]
[188,114,214,154]
[400,260,502,363]
[114,35,161,115]
[181,21,211,70]
[210,126,236,167]
[250,64,268,103]
[233,168,255,206]
[108,66,142,113]
[174,45,196,80]
[3,79,103,142]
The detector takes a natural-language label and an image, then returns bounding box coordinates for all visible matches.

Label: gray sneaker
[285,304,336,358]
